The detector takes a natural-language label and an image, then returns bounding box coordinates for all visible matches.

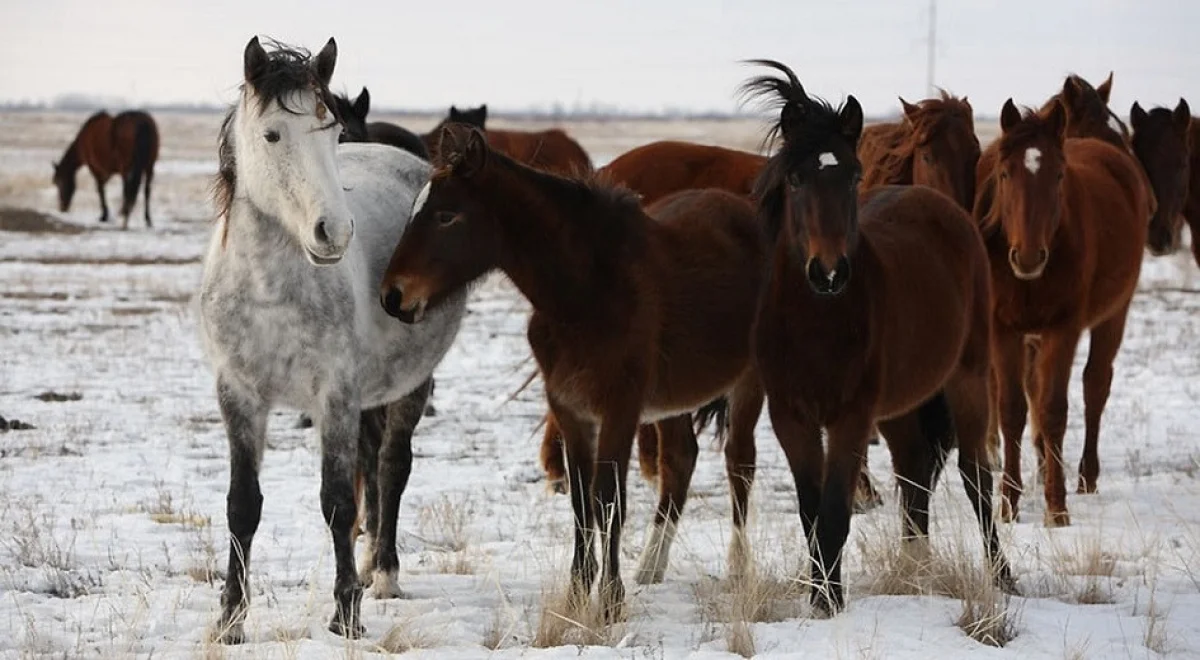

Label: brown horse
[421,104,593,176]
[599,140,768,205]
[381,123,767,617]
[858,91,980,210]
[743,60,1011,615]
[52,110,160,228]
[975,99,1150,527]
[1038,73,1129,150]
[1130,100,1193,257]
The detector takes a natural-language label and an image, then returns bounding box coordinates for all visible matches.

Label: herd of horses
[62,35,1197,643]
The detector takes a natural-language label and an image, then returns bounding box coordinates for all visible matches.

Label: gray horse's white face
[235,85,352,266]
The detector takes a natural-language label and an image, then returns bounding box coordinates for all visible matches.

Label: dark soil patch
[0,207,88,234]
[34,391,83,402]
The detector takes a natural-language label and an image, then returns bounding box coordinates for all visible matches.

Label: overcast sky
[1,0,1195,116]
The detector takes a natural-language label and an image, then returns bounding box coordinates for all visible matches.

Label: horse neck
[480,158,635,320]
[58,139,82,172]
[221,198,309,281]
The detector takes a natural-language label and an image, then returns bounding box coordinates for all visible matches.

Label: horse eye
[264,130,281,144]
[999,171,1009,181]
[436,212,459,227]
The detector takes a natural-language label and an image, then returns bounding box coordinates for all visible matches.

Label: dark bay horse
[858,91,980,210]
[333,87,429,161]
[1038,73,1129,150]
[421,104,593,176]
[1130,100,1193,257]
[541,137,886,513]
[743,60,1011,615]
[52,110,159,228]
[381,123,767,618]
[975,99,1150,526]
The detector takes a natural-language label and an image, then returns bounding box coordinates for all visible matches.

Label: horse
[421,104,593,176]
[742,60,1012,616]
[974,99,1149,527]
[1038,73,1130,151]
[380,123,768,619]
[599,140,768,206]
[1130,100,1193,257]
[333,87,430,161]
[857,91,980,210]
[197,37,466,643]
[52,110,159,228]
[541,137,885,513]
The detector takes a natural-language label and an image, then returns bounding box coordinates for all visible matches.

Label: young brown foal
[743,60,1012,615]
[975,100,1150,526]
[381,124,767,617]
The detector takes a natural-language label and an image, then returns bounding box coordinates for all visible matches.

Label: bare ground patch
[0,207,88,234]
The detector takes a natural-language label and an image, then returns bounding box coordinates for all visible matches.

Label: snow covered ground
[1,110,1199,658]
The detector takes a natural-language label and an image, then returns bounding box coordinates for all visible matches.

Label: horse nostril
[1008,247,1020,266]
[315,221,330,245]
[1037,248,1049,265]
[381,287,403,317]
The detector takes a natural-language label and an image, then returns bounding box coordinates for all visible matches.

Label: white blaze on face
[412,181,432,215]
[1024,147,1042,175]
[818,152,839,169]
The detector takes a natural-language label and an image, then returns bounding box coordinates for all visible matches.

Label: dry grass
[417,493,474,552]
[532,581,622,648]
[375,618,441,654]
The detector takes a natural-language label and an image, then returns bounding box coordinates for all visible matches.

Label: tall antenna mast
[926,0,938,96]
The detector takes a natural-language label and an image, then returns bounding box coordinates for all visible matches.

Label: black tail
[692,396,731,445]
[124,119,155,215]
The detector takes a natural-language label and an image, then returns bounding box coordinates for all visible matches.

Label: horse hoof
[328,618,365,639]
[1076,478,1097,494]
[995,571,1020,596]
[546,478,567,496]
[212,622,246,645]
[370,569,406,599]
[1043,510,1071,528]
[998,498,1019,524]
[600,582,626,624]
[423,403,437,417]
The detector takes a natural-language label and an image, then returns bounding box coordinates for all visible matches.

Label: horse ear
[313,38,337,87]
[436,124,488,177]
[1000,99,1021,133]
[244,36,269,85]
[1174,99,1192,134]
[1096,72,1114,104]
[900,97,920,122]
[354,87,370,118]
[1130,102,1148,131]
[1062,76,1083,111]
[460,127,488,177]
[841,96,864,143]
[1046,99,1067,142]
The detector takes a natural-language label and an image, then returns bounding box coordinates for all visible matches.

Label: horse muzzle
[805,255,851,296]
[381,285,427,324]
[1008,246,1049,280]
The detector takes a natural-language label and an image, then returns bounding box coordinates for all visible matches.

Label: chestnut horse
[381,123,767,618]
[1038,73,1129,151]
[1130,100,1194,258]
[858,91,980,210]
[975,99,1150,526]
[52,110,159,228]
[743,60,1011,615]
[421,104,593,176]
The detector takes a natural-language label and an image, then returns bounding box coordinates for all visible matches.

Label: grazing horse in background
[974,99,1149,527]
[743,60,1012,615]
[1131,100,1193,257]
[858,91,980,210]
[198,37,465,643]
[381,123,768,618]
[333,87,430,161]
[52,110,159,228]
[421,104,594,176]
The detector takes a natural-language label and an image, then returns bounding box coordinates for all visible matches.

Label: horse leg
[1032,329,1083,527]
[946,368,1017,592]
[120,173,136,230]
[143,166,154,227]
[876,394,952,565]
[993,327,1029,523]
[1187,208,1200,269]
[634,415,696,585]
[811,410,873,615]
[725,375,764,582]
[765,398,823,603]
[549,401,598,608]
[540,411,567,494]
[370,377,431,599]
[317,391,365,637]
[638,424,660,482]
[213,377,267,644]
[94,174,110,223]
[356,407,384,586]
[1078,305,1129,494]
[593,402,640,622]
[1024,337,1046,487]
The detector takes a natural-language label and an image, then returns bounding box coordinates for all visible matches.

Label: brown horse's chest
[988,254,1085,333]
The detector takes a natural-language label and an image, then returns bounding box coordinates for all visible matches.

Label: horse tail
[124,118,155,209]
[692,396,730,445]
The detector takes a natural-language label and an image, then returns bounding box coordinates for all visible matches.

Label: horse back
[601,141,767,206]
[109,111,160,177]
[366,122,430,161]
[1186,120,1200,221]
[488,128,592,176]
